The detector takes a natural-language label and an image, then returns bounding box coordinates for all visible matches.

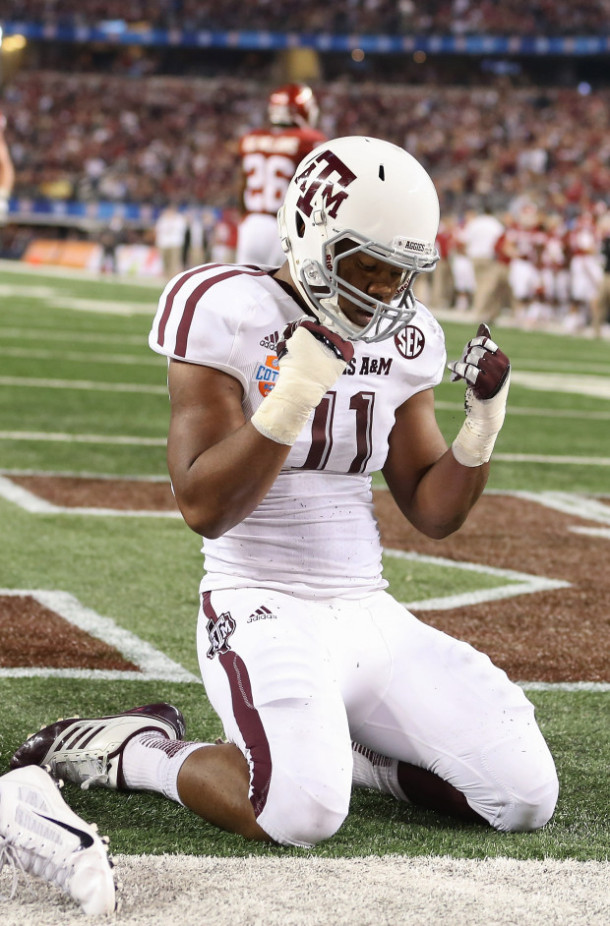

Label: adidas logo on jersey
[247,605,278,624]
[260,330,280,350]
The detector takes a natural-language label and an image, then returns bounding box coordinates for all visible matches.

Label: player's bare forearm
[383,386,490,540]
[167,360,291,537]
[397,448,489,540]
[388,322,510,539]
[169,419,291,538]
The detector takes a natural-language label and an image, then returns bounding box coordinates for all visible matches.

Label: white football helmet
[277,136,440,342]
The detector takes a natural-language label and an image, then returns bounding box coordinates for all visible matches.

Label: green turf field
[0,264,608,862]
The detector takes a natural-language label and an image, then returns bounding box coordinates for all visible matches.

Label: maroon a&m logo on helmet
[294,149,357,219]
[395,325,425,359]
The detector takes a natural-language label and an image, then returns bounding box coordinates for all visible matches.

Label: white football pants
[197,588,558,847]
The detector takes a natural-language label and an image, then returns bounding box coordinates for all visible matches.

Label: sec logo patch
[394,326,425,359]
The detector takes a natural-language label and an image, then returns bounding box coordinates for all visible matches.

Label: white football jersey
[150,264,446,597]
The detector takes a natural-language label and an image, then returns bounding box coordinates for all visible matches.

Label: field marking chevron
[0,588,200,683]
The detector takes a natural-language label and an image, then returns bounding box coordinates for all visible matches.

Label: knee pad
[496,767,559,833]
[479,734,559,833]
[256,765,351,847]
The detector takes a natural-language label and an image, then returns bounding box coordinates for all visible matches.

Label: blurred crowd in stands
[3,70,610,222]
[3,2,610,333]
[5,0,610,36]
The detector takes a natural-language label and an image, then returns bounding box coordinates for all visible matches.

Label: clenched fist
[448,323,511,467]
[251,317,353,446]
[448,323,510,400]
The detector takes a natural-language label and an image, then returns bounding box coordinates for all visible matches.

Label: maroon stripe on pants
[202,592,272,818]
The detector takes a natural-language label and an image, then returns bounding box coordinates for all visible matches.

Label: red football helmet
[268,83,319,129]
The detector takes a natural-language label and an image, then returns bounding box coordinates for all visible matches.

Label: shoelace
[0,838,22,901]
[54,757,110,791]
[0,832,70,902]
[80,772,109,791]
[1,817,116,914]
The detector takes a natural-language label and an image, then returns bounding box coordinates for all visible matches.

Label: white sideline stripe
[494,453,610,466]
[507,490,610,523]
[0,283,156,316]
[0,258,160,286]
[2,346,163,366]
[2,327,147,345]
[0,588,200,683]
[1,854,608,926]
[55,302,153,318]
[0,467,170,481]
[385,548,570,611]
[435,401,610,421]
[0,375,166,394]
[518,681,610,691]
[571,526,610,539]
[510,370,610,399]
[2,430,610,467]
[0,431,165,445]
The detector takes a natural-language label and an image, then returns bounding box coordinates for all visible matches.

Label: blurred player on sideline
[0,111,15,229]
[235,83,326,266]
[13,136,558,850]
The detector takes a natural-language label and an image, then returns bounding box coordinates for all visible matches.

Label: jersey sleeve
[399,301,447,394]
[148,266,270,392]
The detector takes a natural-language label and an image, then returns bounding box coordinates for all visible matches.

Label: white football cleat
[10,702,186,791]
[0,765,116,915]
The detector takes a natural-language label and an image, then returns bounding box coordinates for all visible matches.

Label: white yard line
[385,547,570,611]
[509,370,610,399]
[0,588,199,683]
[494,453,610,465]
[1,855,608,926]
[2,346,162,365]
[1,481,608,691]
[435,400,610,420]
[0,376,166,393]
[0,432,165,445]
[0,473,177,516]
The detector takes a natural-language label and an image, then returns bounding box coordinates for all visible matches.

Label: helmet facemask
[295,232,438,343]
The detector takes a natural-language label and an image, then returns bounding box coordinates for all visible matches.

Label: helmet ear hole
[296,213,306,239]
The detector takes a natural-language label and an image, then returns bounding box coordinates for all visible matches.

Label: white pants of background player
[236,212,285,267]
[198,587,559,848]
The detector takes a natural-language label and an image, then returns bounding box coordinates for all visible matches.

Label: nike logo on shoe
[33,811,95,849]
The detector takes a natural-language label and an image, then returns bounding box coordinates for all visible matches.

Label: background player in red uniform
[0,111,15,231]
[236,83,326,266]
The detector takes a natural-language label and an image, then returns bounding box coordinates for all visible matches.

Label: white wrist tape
[251,325,347,445]
[452,370,511,467]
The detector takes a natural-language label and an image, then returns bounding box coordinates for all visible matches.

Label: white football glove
[448,323,511,467]
[251,318,354,445]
